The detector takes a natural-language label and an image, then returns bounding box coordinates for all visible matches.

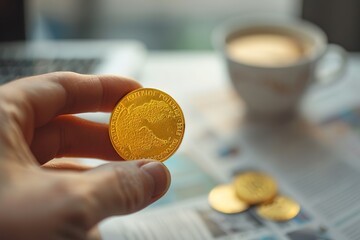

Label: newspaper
[99,54,360,240]
[101,106,360,239]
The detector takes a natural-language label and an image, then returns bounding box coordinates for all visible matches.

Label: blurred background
[21,0,359,51]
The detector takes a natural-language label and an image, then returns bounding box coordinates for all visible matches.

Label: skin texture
[0,72,171,240]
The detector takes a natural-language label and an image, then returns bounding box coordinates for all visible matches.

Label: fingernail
[141,161,170,197]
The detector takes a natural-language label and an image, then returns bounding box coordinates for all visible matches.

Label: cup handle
[314,44,347,85]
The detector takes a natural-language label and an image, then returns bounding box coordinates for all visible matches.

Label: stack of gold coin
[109,88,185,162]
[208,171,300,222]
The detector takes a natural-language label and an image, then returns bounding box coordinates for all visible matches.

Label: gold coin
[208,184,249,214]
[234,171,277,205]
[109,88,185,161]
[256,195,300,221]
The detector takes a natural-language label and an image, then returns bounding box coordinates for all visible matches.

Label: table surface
[96,50,360,239]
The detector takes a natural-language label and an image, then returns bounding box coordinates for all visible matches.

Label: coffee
[227,32,307,67]
[214,18,346,119]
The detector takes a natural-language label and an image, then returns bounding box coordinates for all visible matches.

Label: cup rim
[212,16,328,70]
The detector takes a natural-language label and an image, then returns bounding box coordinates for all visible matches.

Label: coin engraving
[234,171,277,205]
[109,88,185,161]
[256,195,300,221]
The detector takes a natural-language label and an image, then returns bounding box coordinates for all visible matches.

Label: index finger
[1,72,141,128]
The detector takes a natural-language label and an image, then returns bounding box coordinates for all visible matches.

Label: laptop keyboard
[0,58,101,84]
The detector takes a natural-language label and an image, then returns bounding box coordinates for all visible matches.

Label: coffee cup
[213,16,347,121]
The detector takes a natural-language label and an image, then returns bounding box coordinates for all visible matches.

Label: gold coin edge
[208,184,249,214]
[256,196,301,221]
[109,88,185,161]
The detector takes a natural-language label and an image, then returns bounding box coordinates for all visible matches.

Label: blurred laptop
[0,0,146,85]
[0,0,146,167]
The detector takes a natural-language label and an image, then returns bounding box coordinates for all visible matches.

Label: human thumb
[79,160,170,228]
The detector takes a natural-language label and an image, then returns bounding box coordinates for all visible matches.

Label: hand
[0,72,171,240]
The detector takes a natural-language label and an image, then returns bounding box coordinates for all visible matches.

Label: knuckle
[55,121,70,157]
[110,165,147,213]
[0,102,11,124]
[0,101,28,145]
[65,201,89,229]
[0,99,20,121]
[54,180,91,229]
[48,71,80,79]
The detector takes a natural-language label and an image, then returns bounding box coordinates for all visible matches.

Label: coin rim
[109,87,185,162]
[256,195,301,221]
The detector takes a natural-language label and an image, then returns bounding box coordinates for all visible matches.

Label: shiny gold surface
[109,88,185,161]
[208,184,249,214]
[256,195,300,221]
[234,171,277,205]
